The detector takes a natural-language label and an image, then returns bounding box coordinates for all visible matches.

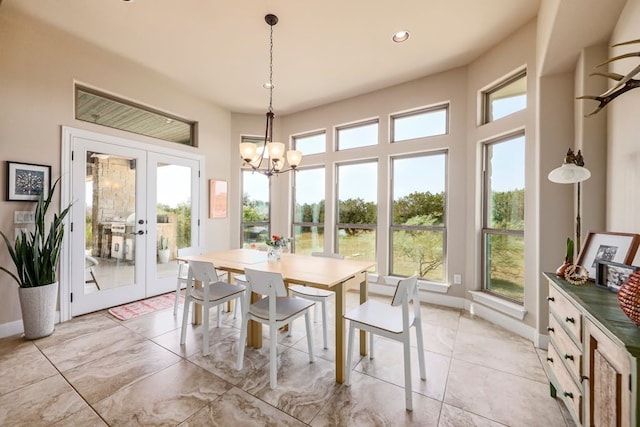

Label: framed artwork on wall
[209,179,228,218]
[576,231,640,280]
[6,161,51,202]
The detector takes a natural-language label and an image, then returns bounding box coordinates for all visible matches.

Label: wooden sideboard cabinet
[545,273,640,426]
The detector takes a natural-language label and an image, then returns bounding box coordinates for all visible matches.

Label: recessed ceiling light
[392,30,410,43]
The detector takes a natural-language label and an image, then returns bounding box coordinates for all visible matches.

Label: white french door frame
[60,126,205,321]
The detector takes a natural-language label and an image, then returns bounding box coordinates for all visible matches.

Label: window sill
[382,275,450,294]
[468,291,526,320]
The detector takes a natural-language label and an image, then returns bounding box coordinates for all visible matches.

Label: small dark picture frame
[6,161,51,202]
[595,260,639,293]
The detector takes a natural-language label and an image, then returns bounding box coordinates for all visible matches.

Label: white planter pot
[158,249,170,264]
[18,282,58,340]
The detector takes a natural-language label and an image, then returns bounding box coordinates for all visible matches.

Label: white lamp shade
[286,150,302,167]
[548,163,591,184]
[239,143,257,161]
[267,142,285,160]
[273,159,284,171]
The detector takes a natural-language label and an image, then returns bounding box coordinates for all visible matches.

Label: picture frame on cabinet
[595,260,639,292]
[577,231,640,281]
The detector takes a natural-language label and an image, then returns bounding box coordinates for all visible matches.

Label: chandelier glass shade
[240,14,302,177]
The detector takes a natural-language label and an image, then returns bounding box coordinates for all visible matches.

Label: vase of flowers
[265,235,291,261]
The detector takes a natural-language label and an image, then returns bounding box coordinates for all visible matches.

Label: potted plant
[0,178,71,339]
[556,237,574,279]
[158,235,170,264]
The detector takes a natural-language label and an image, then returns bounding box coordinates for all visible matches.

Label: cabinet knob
[546,357,554,363]
[581,376,589,382]
[565,317,575,324]
[547,296,555,302]
[547,327,554,332]
[563,391,574,399]
[564,354,574,361]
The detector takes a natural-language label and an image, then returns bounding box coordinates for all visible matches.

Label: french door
[62,127,202,318]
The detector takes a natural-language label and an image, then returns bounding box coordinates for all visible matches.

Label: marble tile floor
[0,291,577,426]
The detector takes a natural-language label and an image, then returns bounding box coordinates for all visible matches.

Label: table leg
[359,271,368,356]
[334,281,346,383]
[335,271,368,383]
[246,292,262,348]
[193,279,203,325]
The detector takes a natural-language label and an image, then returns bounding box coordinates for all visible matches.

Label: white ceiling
[5,0,541,115]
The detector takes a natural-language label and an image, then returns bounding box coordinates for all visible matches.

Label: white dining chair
[174,248,228,316]
[288,251,342,349]
[179,260,245,356]
[237,268,315,389]
[344,274,425,411]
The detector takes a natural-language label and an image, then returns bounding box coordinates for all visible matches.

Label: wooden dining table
[179,248,375,383]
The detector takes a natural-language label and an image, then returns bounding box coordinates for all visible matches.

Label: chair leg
[217,305,222,328]
[90,271,100,291]
[403,335,413,411]
[270,321,278,389]
[314,301,320,323]
[233,298,238,319]
[174,280,181,316]
[237,312,247,370]
[180,298,190,345]
[415,322,426,380]
[345,322,355,386]
[305,311,315,363]
[321,299,328,349]
[370,331,375,360]
[203,305,210,356]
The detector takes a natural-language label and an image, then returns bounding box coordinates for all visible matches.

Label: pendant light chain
[268,23,274,113]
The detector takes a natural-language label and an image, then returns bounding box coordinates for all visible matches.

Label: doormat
[108,293,184,321]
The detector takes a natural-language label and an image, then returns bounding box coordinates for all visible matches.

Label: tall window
[391,105,448,142]
[294,131,326,156]
[482,133,525,303]
[292,167,325,255]
[241,170,269,248]
[482,70,527,124]
[336,120,378,151]
[391,152,446,281]
[336,161,377,265]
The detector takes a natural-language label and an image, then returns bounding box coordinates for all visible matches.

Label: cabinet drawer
[548,315,582,380]
[548,344,583,424]
[548,285,582,343]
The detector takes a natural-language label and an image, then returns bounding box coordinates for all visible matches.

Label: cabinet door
[585,320,633,427]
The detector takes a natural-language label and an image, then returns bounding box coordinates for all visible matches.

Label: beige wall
[467,20,538,327]
[608,0,640,252]
[0,7,232,328]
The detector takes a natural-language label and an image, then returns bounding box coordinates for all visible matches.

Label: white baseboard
[0,311,61,340]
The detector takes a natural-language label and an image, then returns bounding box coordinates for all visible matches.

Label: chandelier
[239,14,302,177]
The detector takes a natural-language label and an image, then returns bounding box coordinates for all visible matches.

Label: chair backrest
[188,260,220,284]
[391,274,419,307]
[244,268,288,297]
[391,274,420,327]
[311,251,344,260]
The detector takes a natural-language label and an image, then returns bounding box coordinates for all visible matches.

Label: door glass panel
[85,151,137,294]
[156,163,192,279]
